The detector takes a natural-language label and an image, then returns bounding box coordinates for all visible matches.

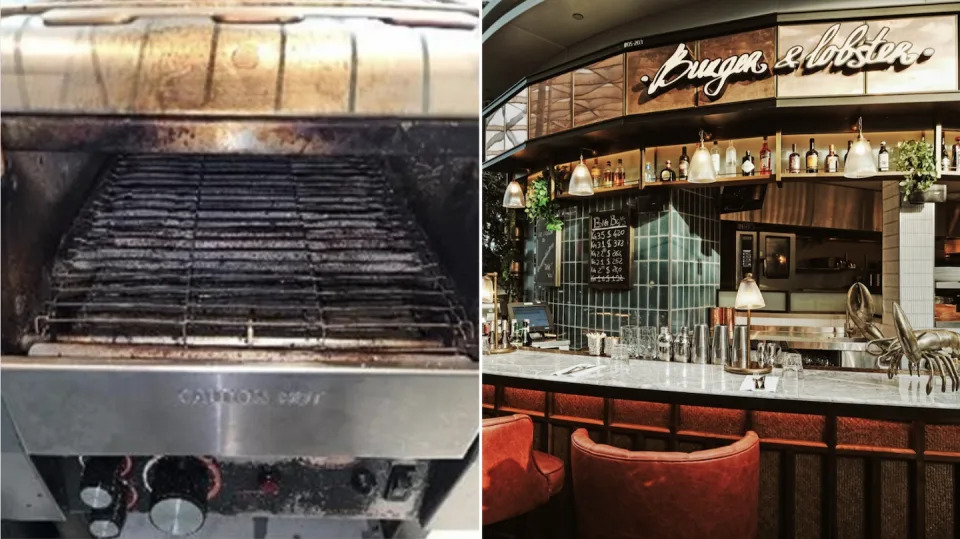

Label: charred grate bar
[36,154,472,354]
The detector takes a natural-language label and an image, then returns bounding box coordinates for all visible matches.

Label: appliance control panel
[56,456,428,538]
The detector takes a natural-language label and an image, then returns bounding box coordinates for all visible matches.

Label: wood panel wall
[482,383,960,539]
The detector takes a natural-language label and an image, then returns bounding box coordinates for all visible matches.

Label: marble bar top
[483,349,960,418]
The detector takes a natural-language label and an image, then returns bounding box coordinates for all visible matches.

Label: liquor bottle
[644,162,655,183]
[660,160,676,182]
[711,141,720,174]
[825,144,839,173]
[725,140,738,175]
[615,159,625,186]
[788,143,801,173]
[843,140,852,168]
[678,146,689,179]
[604,160,613,187]
[741,150,755,176]
[942,134,951,171]
[591,158,601,187]
[878,141,889,172]
[953,137,960,170]
[759,136,771,175]
[805,138,819,173]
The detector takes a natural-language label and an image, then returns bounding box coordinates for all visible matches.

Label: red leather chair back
[482,414,551,525]
[571,429,760,539]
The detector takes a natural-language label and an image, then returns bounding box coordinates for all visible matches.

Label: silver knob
[149,498,205,537]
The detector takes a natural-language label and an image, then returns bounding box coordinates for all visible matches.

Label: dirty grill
[36,154,471,353]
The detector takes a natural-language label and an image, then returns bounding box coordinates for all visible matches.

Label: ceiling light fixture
[568,149,595,196]
[844,116,878,179]
[687,129,718,183]
[501,173,526,208]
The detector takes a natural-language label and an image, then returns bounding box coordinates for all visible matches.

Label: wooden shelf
[641,173,775,188]
[779,171,904,180]
[555,182,639,199]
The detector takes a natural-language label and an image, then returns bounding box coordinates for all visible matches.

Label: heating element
[35,154,472,355]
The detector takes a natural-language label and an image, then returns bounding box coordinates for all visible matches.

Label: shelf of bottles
[546,126,959,198]
[553,149,643,200]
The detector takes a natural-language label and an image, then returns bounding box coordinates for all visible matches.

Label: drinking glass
[620,325,639,358]
[611,344,631,373]
[782,352,804,379]
[645,326,659,359]
[586,333,605,356]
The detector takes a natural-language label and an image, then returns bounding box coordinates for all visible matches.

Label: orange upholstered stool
[570,429,760,539]
[482,414,564,525]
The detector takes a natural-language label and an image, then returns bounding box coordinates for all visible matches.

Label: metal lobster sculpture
[846,283,959,394]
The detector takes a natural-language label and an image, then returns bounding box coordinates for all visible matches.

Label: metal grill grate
[37,154,472,353]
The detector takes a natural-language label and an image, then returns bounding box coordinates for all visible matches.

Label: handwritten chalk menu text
[590,209,631,289]
[535,221,561,287]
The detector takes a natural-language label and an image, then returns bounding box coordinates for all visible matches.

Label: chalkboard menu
[535,222,560,287]
[589,209,631,289]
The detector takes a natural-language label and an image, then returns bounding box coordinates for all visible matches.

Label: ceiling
[482,0,695,102]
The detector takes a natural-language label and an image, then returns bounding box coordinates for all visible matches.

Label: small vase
[907,183,947,204]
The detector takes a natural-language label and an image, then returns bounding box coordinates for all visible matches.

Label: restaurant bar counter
[482,348,960,539]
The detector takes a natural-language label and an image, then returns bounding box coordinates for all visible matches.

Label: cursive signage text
[774,23,934,73]
[638,44,768,100]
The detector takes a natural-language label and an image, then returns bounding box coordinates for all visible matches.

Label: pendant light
[688,129,717,183]
[844,116,878,178]
[502,173,526,208]
[568,152,595,196]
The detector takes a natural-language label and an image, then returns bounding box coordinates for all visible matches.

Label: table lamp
[735,273,764,339]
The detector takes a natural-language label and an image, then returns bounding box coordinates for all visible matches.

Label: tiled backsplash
[530,188,720,349]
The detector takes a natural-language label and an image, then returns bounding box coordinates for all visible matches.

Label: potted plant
[897,138,946,203]
[525,167,564,231]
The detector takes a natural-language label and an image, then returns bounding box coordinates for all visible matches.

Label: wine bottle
[591,158,600,187]
[678,147,689,180]
[711,141,720,174]
[788,144,801,173]
[825,144,839,173]
[615,159,625,186]
[725,140,737,175]
[805,138,818,173]
[741,150,755,176]
[843,140,852,168]
[942,134,951,171]
[878,141,889,172]
[759,136,771,175]
[660,160,676,182]
[604,160,613,187]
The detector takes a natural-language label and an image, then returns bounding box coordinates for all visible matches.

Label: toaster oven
[0,1,479,537]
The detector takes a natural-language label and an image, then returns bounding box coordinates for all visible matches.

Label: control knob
[86,484,129,539]
[79,457,130,510]
[147,457,211,537]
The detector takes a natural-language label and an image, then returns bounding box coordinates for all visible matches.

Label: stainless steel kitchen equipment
[731,326,750,369]
[735,231,796,290]
[691,325,710,364]
[711,324,729,365]
[0,1,479,537]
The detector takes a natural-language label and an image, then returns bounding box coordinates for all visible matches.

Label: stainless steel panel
[1,401,66,521]
[1,357,478,459]
[758,232,796,290]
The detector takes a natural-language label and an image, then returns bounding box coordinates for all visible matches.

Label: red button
[260,478,279,496]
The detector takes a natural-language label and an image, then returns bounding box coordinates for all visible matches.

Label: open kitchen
[481,4,959,538]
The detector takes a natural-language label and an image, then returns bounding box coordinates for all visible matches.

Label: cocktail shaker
[692,324,710,363]
[657,327,672,361]
[711,324,729,365]
[673,327,690,363]
[732,326,750,369]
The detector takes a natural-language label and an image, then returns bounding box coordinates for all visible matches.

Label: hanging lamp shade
[844,117,878,179]
[735,273,765,310]
[688,132,717,183]
[502,177,526,208]
[568,155,595,196]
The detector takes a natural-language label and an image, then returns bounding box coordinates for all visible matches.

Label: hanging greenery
[524,167,564,231]
[896,138,938,201]
[482,171,522,302]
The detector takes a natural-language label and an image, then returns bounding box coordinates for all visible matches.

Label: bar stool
[570,429,760,539]
[482,414,564,526]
